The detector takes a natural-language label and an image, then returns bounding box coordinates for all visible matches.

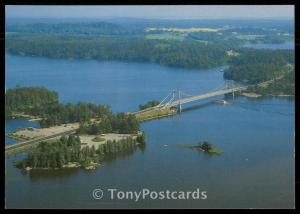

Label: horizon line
[6,16,294,20]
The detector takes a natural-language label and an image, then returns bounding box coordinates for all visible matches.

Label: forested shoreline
[223,48,294,96]
[5,19,294,97]
[5,87,141,134]
[223,48,294,83]
[13,133,146,170]
[5,87,59,119]
[5,35,230,69]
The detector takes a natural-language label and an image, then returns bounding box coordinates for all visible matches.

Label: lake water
[242,41,294,50]
[5,54,295,208]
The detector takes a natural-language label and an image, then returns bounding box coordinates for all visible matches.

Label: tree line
[139,100,160,110]
[5,86,59,118]
[6,87,141,134]
[77,113,140,135]
[6,22,144,36]
[14,133,146,170]
[223,48,294,84]
[246,68,294,96]
[37,102,113,128]
[6,34,230,69]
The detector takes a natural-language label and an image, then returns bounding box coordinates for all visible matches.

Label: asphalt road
[5,129,77,152]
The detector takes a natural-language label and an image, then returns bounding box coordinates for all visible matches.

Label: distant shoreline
[241,92,294,99]
[6,113,42,121]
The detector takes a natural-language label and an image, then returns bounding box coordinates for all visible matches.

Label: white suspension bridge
[133,80,248,115]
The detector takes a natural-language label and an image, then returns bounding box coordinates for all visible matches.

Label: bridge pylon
[230,80,235,100]
[232,80,235,100]
[178,90,182,113]
[225,80,235,100]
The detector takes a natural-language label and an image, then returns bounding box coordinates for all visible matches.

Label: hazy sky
[6,5,294,19]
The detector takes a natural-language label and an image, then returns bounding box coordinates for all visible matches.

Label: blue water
[5,54,227,112]
[5,119,40,145]
[243,41,294,50]
[5,54,295,208]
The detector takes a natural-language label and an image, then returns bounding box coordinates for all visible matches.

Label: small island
[13,132,146,171]
[182,141,223,154]
[6,87,147,170]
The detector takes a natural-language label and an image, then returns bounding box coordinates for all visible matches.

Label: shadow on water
[27,168,80,182]
[103,145,145,164]
[181,100,218,113]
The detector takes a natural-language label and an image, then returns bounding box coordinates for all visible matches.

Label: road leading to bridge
[6,85,247,153]
[5,129,77,152]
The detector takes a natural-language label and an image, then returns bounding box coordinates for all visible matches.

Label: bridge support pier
[178,90,182,113]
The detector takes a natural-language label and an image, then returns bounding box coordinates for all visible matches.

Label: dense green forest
[245,68,295,96]
[77,113,140,135]
[38,102,112,128]
[5,29,293,72]
[223,48,294,85]
[6,87,140,133]
[250,35,286,44]
[224,64,288,84]
[228,48,294,66]
[5,34,230,69]
[14,133,146,170]
[6,22,144,36]
[6,18,294,32]
[5,87,59,118]
[139,100,160,110]
[5,20,295,97]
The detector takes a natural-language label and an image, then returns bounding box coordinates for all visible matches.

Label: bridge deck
[170,87,246,107]
[132,86,247,115]
[6,86,247,153]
